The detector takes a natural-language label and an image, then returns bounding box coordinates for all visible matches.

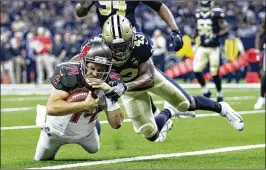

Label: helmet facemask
[81,56,112,83]
[107,36,134,61]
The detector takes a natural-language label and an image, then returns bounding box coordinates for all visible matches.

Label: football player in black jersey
[83,15,244,143]
[76,0,183,51]
[192,1,229,102]
[34,41,124,161]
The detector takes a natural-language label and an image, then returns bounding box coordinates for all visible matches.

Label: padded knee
[139,123,157,138]
[176,100,190,112]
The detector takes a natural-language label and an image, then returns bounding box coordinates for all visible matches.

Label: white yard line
[1,110,264,130]
[1,107,35,112]
[1,96,48,102]
[28,144,265,169]
[1,96,258,113]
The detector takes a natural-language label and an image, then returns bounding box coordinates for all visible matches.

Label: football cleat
[217,96,223,102]
[219,102,244,131]
[203,91,212,98]
[155,119,173,142]
[164,101,196,118]
[254,97,265,110]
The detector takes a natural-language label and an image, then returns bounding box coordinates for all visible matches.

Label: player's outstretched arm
[126,58,154,91]
[46,90,98,116]
[143,1,183,51]
[76,0,94,17]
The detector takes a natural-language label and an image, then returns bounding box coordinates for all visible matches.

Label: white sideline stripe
[153,96,257,104]
[28,144,265,169]
[1,110,264,130]
[1,96,257,113]
[1,96,48,102]
[1,107,35,112]
[1,83,260,95]
[1,95,257,103]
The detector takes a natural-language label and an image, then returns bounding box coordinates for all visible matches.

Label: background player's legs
[210,47,223,102]
[193,47,211,97]
[34,130,62,161]
[78,127,100,154]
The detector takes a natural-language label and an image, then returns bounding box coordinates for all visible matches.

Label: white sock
[217,91,223,98]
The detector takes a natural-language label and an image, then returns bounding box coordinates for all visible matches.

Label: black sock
[95,120,101,135]
[155,109,171,132]
[260,76,265,97]
[146,131,159,142]
[194,72,206,87]
[189,96,222,113]
[213,75,222,92]
[149,95,157,114]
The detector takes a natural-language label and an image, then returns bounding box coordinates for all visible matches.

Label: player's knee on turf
[82,144,100,154]
[34,149,56,161]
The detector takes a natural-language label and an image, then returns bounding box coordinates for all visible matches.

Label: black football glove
[105,82,127,102]
[171,30,183,52]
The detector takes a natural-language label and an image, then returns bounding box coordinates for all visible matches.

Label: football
[66,91,89,102]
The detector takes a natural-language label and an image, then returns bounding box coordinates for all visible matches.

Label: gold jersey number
[99,1,127,16]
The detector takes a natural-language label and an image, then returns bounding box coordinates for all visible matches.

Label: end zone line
[28,144,265,169]
[1,110,265,130]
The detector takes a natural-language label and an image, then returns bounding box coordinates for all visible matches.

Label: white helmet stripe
[113,15,120,39]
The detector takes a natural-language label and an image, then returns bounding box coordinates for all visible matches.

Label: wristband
[106,97,120,111]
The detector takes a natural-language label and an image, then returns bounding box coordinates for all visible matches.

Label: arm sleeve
[142,1,162,12]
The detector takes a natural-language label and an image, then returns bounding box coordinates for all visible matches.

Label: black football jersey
[195,8,225,47]
[93,1,162,29]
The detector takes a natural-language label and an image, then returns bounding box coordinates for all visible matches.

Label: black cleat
[203,91,212,98]
[217,96,223,102]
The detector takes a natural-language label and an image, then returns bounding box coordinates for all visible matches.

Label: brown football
[66,91,89,102]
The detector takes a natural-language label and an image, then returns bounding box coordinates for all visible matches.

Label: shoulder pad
[133,32,154,63]
[195,9,201,18]
[212,8,225,18]
[56,62,82,89]
[106,70,124,85]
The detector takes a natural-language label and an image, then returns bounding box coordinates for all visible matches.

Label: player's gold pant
[121,68,191,139]
[193,46,220,76]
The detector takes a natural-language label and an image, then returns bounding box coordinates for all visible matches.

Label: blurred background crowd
[1,0,265,84]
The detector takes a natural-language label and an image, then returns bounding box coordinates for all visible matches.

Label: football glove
[105,82,127,102]
[79,0,93,8]
[171,30,183,52]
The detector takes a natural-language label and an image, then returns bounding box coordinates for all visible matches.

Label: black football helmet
[79,41,112,81]
[199,1,214,12]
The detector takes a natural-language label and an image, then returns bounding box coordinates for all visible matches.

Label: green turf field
[1,87,265,169]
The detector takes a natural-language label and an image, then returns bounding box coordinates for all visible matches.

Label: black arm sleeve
[142,1,162,12]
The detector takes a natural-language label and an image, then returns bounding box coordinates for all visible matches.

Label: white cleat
[254,97,265,110]
[155,119,173,142]
[164,101,196,118]
[219,102,244,131]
